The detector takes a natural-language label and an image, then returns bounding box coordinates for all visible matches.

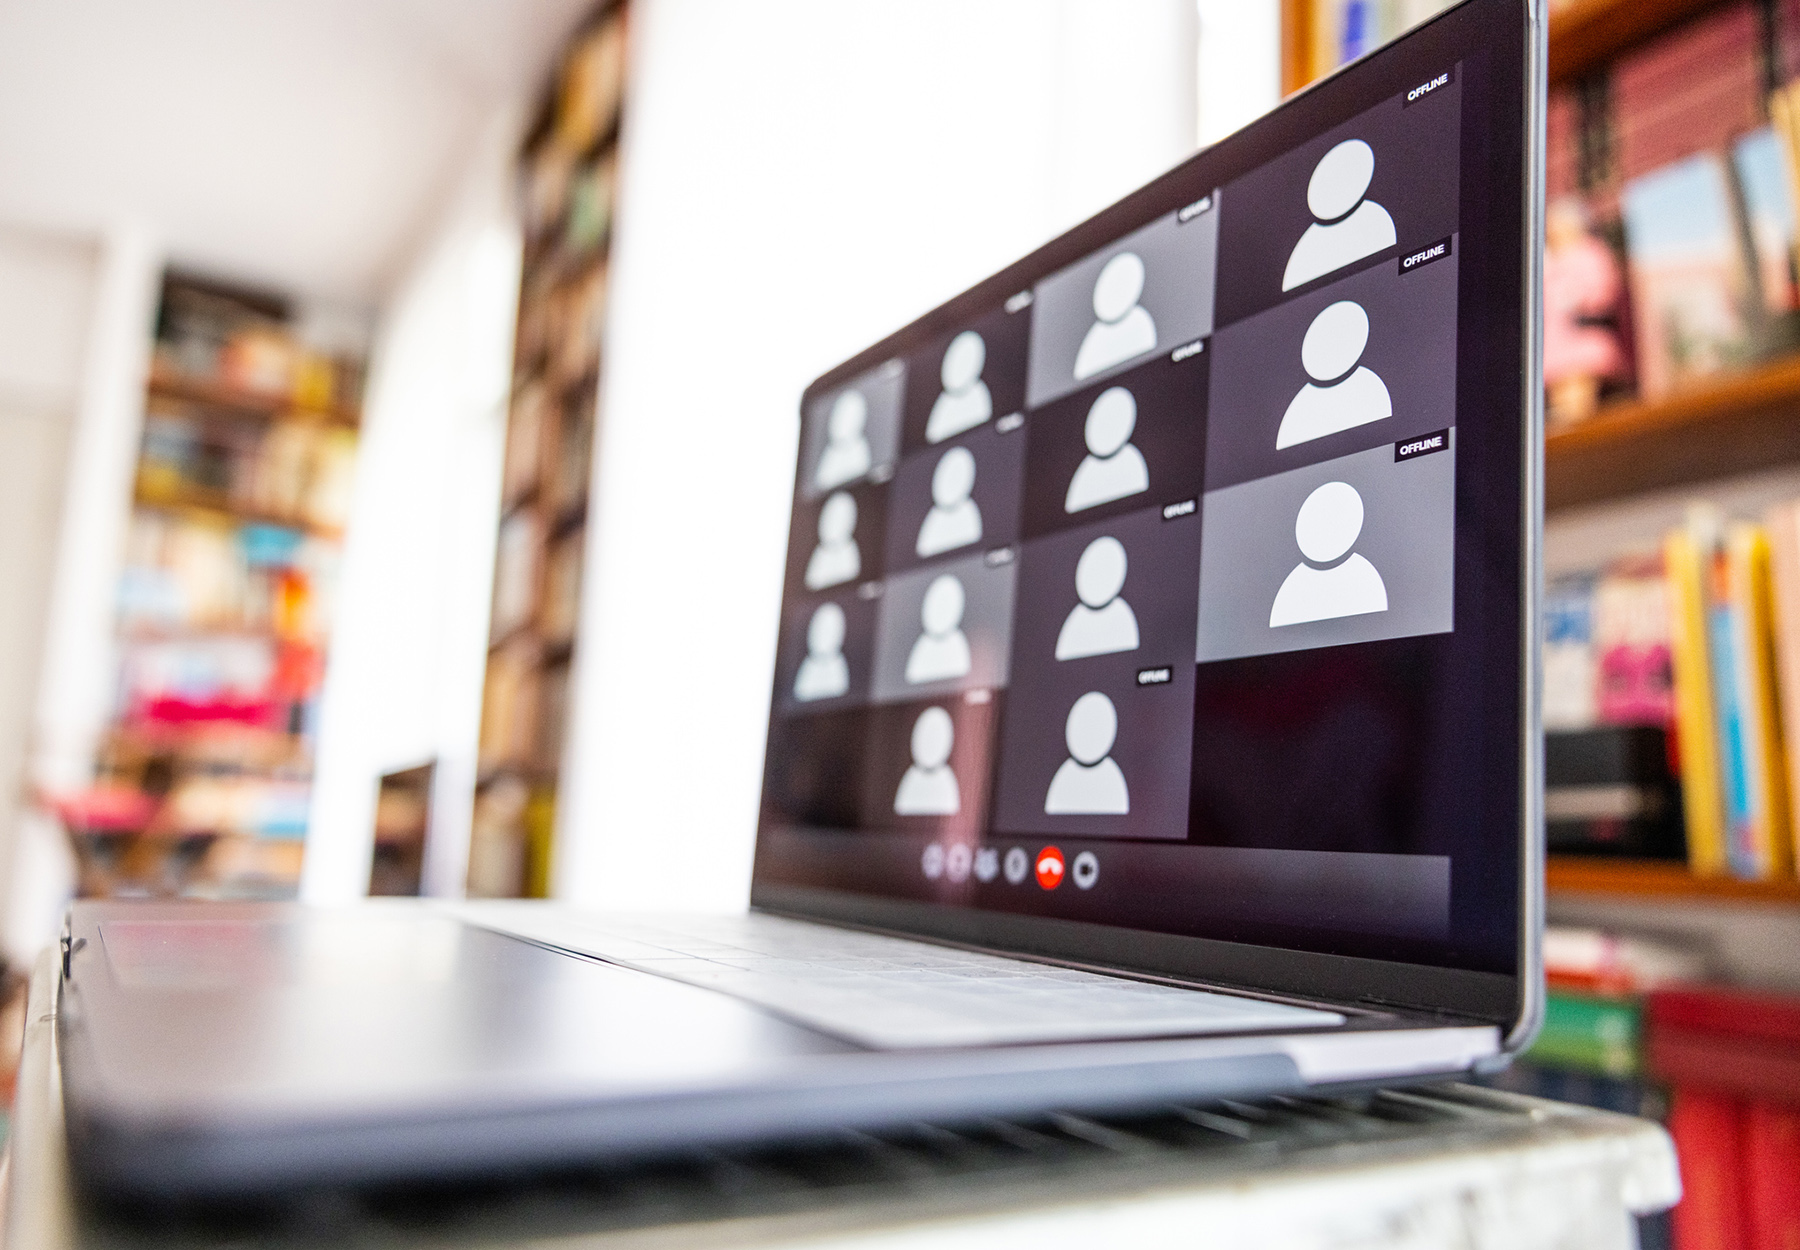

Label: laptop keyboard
[445,904,1344,1049]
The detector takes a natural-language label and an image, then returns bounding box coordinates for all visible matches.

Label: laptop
[59,0,1544,1201]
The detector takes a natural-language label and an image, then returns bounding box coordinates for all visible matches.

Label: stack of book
[1545,498,1800,881]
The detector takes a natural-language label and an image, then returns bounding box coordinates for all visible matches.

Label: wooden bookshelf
[149,361,359,427]
[1545,355,1800,511]
[1546,0,1727,87]
[1283,0,1727,94]
[1548,856,1800,904]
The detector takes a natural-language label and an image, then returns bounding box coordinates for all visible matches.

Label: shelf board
[1547,856,1800,904]
[135,494,345,541]
[149,362,359,427]
[1547,0,1726,85]
[1544,354,1800,511]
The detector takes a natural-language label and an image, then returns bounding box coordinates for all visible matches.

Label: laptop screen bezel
[751,0,1543,1039]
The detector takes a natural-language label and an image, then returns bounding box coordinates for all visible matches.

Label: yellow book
[1767,501,1800,873]
[1664,524,1729,876]
[1722,523,1792,879]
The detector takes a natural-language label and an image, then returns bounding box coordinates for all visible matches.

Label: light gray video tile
[798,360,905,501]
[1196,435,1454,663]
[1027,196,1219,410]
[870,550,1016,704]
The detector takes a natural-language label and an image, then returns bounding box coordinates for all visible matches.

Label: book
[1767,500,1800,872]
[1593,557,1674,727]
[1524,989,1642,1078]
[1613,2,1763,186]
[1544,575,1597,730]
[1664,514,1730,876]
[1668,1089,1748,1250]
[1731,126,1800,318]
[1620,152,1759,399]
[1713,523,1792,879]
[1744,1101,1800,1250]
[1647,985,1800,1104]
[1543,926,1709,995]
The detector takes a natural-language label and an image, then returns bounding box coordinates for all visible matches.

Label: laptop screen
[753,0,1535,1002]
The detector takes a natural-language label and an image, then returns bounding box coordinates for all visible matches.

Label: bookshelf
[1548,856,1800,904]
[51,272,367,901]
[1546,0,1726,87]
[468,0,627,899]
[1545,354,1800,510]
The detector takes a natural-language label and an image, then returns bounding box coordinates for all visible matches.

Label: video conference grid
[773,69,1463,847]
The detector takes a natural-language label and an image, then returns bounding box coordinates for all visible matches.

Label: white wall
[557,0,1206,912]
[1195,1,1282,146]
[300,108,522,904]
[3,219,161,964]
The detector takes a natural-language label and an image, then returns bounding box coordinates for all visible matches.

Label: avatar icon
[895,706,961,816]
[804,491,861,590]
[1269,480,1389,627]
[1055,536,1140,660]
[926,330,993,443]
[1282,139,1397,291]
[1044,691,1130,815]
[814,389,873,491]
[1065,386,1149,513]
[1276,300,1393,449]
[905,573,973,684]
[793,602,851,702]
[1074,252,1158,380]
[915,446,984,557]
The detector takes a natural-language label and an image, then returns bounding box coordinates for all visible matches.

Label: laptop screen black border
[752,0,1535,1030]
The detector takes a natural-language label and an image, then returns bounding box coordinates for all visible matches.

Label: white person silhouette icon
[895,706,960,816]
[926,331,993,443]
[1074,253,1158,380]
[1065,387,1149,513]
[814,389,873,491]
[804,491,861,590]
[1055,536,1140,660]
[1044,692,1130,815]
[1283,139,1397,291]
[793,602,850,702]
[1269,481,1389,627]
[915,446,983,558]
[905,574,973,683]
[1277,301,1393,449]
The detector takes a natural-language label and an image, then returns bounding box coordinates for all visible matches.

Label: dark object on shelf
[369,763,433,897]
[1546,726,1685,859]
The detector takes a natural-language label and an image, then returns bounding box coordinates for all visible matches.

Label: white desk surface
[2,948,1679,1250]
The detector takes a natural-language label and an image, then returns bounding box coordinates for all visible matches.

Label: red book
[1669,1089,1748,1250]
[1744,1102,1800,1250]
[1647,987,1800,1107]
[1612,2,1763,181]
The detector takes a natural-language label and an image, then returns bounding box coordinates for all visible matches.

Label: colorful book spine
[1716,524,1792,879]
[1524,990,1641,1077]
[1744,1101,1800,1250]
[1665,517,1730,876]
[1767,500,1800,873]
[1669,1090,1750,1250]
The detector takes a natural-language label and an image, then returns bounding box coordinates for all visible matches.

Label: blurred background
[1,1,1798,1246]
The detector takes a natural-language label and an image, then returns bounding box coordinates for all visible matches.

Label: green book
[1524,992,1641,1078]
